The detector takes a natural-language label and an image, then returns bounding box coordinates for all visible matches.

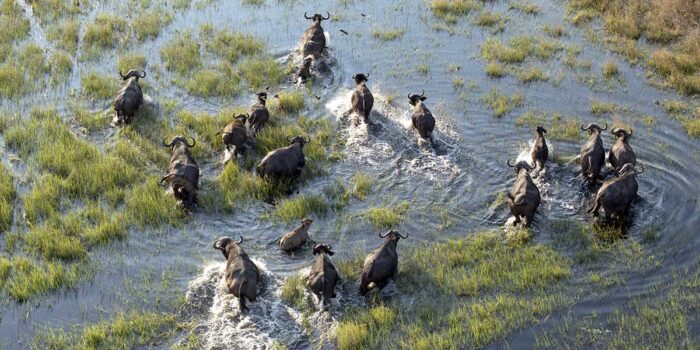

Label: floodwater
[1,0,699,349]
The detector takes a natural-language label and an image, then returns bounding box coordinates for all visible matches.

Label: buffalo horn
[304,12,312,19]
[237,236,244,244]
[323,11,331,20]
[507,159,516,167]
[186,137,196,147]
[398,231,409,239]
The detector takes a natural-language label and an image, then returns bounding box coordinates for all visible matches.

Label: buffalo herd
[110,12,646,312]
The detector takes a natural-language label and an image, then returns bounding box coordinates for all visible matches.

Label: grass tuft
[273,90,305,114]
[160,31,202,75]
[82,71,118,100]
[371,28,405,41]
[272,194,329,222]
[0,163,15,232]
[482,87,524,118]
[363,201,409,229]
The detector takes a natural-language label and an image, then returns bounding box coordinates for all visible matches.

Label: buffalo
[213,236,261,312]
[113,69,146,124]
[359,230,408,295]
[256,135,309,179]
[350,73,374,124]
[217,114,248,158]
[279,218,313,252]
[408,90,435,141]
[507,160,541,226]
[580,123,607,184]
[588,163,643,220]
[608,127,636,171]
[531,125,548,171]
[246,91,270,137]
[297,56,314,83]
[161,136,200,205]
[301,12,330,58]
[307,244,339,310]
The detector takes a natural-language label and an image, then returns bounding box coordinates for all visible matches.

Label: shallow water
[1,0,699,348]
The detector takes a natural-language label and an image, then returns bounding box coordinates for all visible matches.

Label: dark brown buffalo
[213,236,261,312]
[350,73,373,124]
[408,90,435,140]
[246,91,270,137]
[256,136,309,179]
[307,244,339,310]
[161,136,199,205]
[113,69,146,124]
[588,163,643,220]
[531,125,548,171]
[301,12,330,58]
[359,230,408,295]
[580,123,607,184]
[507,160,541,226]
[608,127,636,171]
[217,114,248,158]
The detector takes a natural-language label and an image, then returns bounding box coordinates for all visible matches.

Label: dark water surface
[1,0,699,348]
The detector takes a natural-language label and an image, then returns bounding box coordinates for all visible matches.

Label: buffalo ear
[327,250,335,256]
[419,96,427,101]
[312,244,321,255]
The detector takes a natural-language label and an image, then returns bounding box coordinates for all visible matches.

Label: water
[1,0,699,348]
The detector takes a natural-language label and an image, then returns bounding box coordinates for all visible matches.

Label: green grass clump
[207,29,264,63]
[46,20,79,54]
[543,24,565,37]
[173,109,231,158]
[516,67,547,83]
[28,0,80,24]
[482,87,524,118]
[0,62,27,98]
[217,161,271,206]
[185,63,241,98]
[32,311,177,350]
[19,43,48,79]
[82,71,118,100]
[0,0,30,52]
[662,100,688,114]
[83,13,130,52]
[118,52,148,72]
[280,274,308,309]
[273,90,305,114]
[481,36,562,64]
[486,62,505,77]
[0,163,15,232]
[338,230,571,349]
[74,106,110,131]
[25,225,87,261]
[474,11,507,33]
[589,100,621,115]
[49,51,73,83]
[272,194,329,222]
[363,201,409,229]
[351,173,372,200]
[239,56,285,90]
[371,28,405,41]
[125,177,185,228]
[134,9,174,42]
[430,0,482,21]
[160,31,202,75]
[602,59,619,78]
[2,257,82,302]
[509,2,540,14]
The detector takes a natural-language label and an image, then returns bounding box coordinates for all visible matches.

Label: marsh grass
[430,0,482,22]
[82,71,118,100]
[46,20,79,54]
[207,29,264,63]
[482,87,524,118]
[19,43,48,79]
[0,0,30,60]
[118,52,148,72]
[371,28,405,41]
[590,100,623,115]
[185,62,241,98]
[474,11,507,33]
[481,36,563,64]
[239,56,285,90]
[351,173,372,200]
[160,31,201,75]
[49,51,73,83]
[272,90,305,114]
[486,62,505,77]
[602,59,619,78]
[280,274,311,311]
[543,24,566,37]
[271,194,329,222]
[83,13,130,53]
[134,9,174,42]
[0,62,27,98]
[0,163,15,232]
[32,311,177,350]
[509,2,540,14]
[337,230,571,349]
[363,201,409,229]
[125,178,185,228]
[1,257,83,302]
[516,67,548,83]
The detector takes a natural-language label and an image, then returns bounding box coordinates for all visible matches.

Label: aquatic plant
[134,9,174,42]
[81,71,118,100]
[272,194,329,222]
[363,201,409,229]
[272,90,305,114]
[482,87,524,118]
[160,31,202,75]
[371,28,405,41]
[0,163,15,232]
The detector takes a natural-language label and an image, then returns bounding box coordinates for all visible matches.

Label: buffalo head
[119,69,146,81]
[612,127,633,142]
[507,159,533,173]
[536,125,547,135]
[303,56,314,67]
[212,236,244,259]
[379,230,409,242]
[304,11,330,22]
[312,244,335,256]
[408,90,427,106]
[288,135,311,147]
[580,123,608,135]
[234,113,248,122]
[352,73,369,85]
[162,136,196,148]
